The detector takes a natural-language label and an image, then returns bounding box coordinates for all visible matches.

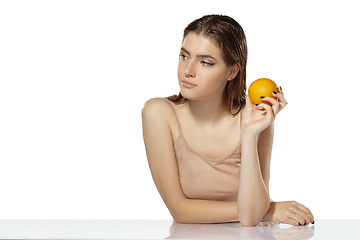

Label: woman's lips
[182,80,197,89]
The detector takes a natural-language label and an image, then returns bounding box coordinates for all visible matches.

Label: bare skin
[142,33,314,226]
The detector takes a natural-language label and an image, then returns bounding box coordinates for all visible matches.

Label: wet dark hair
[167,14,247,116]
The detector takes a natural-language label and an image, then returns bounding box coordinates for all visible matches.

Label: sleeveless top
[166,99,241,202]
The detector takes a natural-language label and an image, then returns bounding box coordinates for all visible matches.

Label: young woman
[142,14,314,226]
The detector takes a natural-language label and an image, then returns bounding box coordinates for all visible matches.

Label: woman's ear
[227,64,240,81]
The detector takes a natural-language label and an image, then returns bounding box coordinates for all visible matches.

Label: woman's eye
[201,61,215,66]
[179,54,188,60]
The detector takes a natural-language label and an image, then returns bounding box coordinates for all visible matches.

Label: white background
[1,0,359,219]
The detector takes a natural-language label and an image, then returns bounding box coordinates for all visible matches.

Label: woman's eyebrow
[180,47,217,61]
[180,47,190,55]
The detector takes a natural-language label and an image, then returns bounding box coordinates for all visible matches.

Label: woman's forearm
[172,198,238,223]
[237,133,270,226]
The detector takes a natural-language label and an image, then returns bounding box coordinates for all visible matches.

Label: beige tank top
[167,99,241,202]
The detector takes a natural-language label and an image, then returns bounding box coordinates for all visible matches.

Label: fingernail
[273,91,277,94]
[260,96,265,99]
[255,104,259,106]
[280,86,282,90]
[312,221,315,224]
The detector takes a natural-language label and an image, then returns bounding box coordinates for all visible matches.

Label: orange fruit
[248,78,278,105]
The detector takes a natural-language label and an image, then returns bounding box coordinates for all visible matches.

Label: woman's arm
[239,91,314,226]
[237,122,273,226]
[142,98,238,223]
[237,92,286,226]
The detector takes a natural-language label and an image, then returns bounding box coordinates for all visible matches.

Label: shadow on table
[166,221,314,239]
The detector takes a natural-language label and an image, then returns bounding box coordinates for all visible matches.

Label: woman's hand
[262,201,315,226]
[241,88,287,136]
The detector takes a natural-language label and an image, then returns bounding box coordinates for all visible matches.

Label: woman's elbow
[239,217,261,227]
[238,202,270,227]
[240,220,260,227]
[171,213,193,224]
[171,212,184,223]
[170,207,190,224]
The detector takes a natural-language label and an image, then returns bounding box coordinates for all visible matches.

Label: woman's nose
[185,61,196,78]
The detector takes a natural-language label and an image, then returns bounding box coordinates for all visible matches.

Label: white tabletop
[0,219,359,239]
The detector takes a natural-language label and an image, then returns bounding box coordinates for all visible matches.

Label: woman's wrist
[241,129,259,142]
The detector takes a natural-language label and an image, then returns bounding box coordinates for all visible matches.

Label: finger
[273,92,288,108]
[289,211,308,226]
[288,202,312,225]
[255,103,275,123]
[287,218,301,226]
[259,97,281,115]
[255,102,273,113]
[292,206,312,225]
[260,96,278,105]
[296,203,314,223]
[278,86,284,95]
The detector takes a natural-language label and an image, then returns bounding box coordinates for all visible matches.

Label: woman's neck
[187,96,229,127]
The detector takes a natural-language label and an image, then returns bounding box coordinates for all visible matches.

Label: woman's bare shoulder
[143,97,170,109]
[142,97,175,122]
[142,98,180,144]
[143,97,170,113]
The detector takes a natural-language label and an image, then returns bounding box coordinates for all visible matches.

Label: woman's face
[177,33,237,101]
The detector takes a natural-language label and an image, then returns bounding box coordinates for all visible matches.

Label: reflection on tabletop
[166,221,314,239]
